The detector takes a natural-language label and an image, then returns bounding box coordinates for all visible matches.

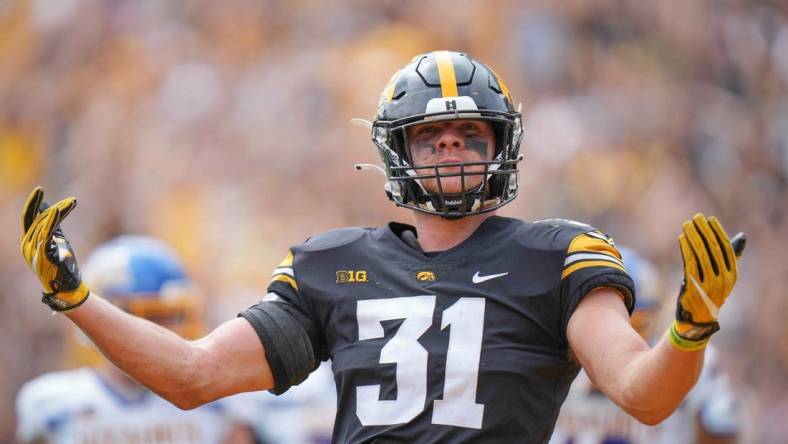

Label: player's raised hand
[670,213,745,351]
[20,186,90,311]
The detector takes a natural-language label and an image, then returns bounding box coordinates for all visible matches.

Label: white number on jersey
[355,296,486,429]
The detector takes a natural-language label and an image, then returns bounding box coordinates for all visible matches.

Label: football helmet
[66,236,203,367]
[81,236,203,339]
[371,51,523,218]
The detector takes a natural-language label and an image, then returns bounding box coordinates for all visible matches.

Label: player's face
[406,119,495,194]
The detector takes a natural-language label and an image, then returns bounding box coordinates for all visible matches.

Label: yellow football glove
[20,186,89,311]
[669,213,745,351]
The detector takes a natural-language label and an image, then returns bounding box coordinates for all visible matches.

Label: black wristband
[41,290,90,312]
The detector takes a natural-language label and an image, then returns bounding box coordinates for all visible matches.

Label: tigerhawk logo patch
[416,271,436,282]
[336,270,368,283]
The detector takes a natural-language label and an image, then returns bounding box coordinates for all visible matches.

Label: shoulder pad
[300,227,371,252]
[532,218,594,231]
[517,218,598,250]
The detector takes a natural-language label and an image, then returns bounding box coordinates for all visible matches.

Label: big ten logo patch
[336,270,368,283]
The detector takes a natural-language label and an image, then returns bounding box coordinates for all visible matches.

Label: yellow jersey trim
[278,251,294,268]
[271,274,298,290]
[562,259,626,279]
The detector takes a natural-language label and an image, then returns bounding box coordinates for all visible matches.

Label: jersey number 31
[356,296,485,429]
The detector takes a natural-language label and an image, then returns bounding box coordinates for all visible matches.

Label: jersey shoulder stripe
[268,227,372,291]
[523,218,627,279]
[562,231,625,278]
[271,251,298,290]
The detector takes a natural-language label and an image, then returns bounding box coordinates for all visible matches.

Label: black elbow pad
[239,301,316,395]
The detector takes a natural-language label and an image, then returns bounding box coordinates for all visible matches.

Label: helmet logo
[424,96,478,116]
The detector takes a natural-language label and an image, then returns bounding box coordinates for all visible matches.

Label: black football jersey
[247,216,635,443]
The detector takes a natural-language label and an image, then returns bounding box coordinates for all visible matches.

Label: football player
[20,51,744,443]
[16,236,257,444]
[550,247,739,444]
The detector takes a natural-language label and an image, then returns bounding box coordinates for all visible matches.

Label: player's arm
[66,296,273,408]
[567,287,703,425]
[567,214,742,425]
[19,187,275,408]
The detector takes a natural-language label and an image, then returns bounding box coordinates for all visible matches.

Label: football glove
[20,186,90,312]
[669,213,744,351]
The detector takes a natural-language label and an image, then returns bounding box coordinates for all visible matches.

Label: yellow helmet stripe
[379,71,399,106]
[488,65,512,102]
[434,51,459,97]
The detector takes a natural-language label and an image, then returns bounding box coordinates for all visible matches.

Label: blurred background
[0,0,786,442]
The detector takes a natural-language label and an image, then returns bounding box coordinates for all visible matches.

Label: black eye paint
[465,138,488,158]
[413,140,438,157]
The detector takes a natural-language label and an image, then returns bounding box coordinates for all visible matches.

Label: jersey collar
[379,216,507,262]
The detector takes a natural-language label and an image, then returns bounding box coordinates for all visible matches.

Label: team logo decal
[336,270,368,283]
[416,271,436,282]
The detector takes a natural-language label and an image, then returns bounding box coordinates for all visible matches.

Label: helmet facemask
[374,109,522,218]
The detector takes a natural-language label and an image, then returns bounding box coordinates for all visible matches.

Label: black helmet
[371,51,523,218]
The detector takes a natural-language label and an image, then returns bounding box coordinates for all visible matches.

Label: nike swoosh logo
[688,275,719,319]
[472,271,509,284]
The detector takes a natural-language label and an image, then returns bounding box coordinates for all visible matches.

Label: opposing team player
[16,236,257,444]
[20,51,744,443]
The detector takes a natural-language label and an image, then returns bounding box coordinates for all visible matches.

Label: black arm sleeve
[560,269,636,345]
[239,301,316,395]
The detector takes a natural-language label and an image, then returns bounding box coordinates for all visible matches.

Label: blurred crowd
[0,0,786,442]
